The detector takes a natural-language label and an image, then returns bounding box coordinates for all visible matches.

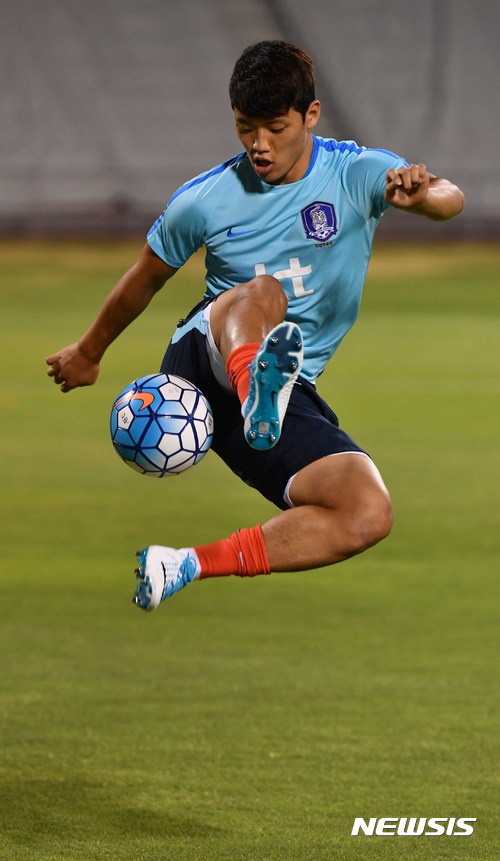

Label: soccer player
[47,41,464,610]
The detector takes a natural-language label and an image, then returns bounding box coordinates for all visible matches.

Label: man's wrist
[77,339,103,363]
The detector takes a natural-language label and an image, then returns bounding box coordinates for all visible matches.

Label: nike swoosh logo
[227,227,258,238]
[115,391,154,411]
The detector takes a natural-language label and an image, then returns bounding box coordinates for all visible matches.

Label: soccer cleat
[133,545,199,611]
[243,321,304,450]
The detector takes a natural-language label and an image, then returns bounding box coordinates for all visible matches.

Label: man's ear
[306,100,321,131]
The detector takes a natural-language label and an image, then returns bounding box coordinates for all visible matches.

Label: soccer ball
[110,373,214,477]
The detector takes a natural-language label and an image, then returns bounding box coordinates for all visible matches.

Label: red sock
[195,526,271,578]
[225,343,260,405]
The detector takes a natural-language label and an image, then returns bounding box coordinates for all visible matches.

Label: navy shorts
[160,301,367,510]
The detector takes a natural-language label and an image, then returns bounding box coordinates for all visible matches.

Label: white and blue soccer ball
[110,373,214,477]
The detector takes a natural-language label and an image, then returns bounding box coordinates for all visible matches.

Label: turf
[1,240,499,860]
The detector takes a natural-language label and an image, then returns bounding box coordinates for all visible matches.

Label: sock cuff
[230,525,271,577]
[196,525,271,578]
[225,342,260,401]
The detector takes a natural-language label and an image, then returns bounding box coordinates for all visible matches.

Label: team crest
[301,201,337,241]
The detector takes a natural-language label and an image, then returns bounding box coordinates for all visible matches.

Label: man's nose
[252,130,271,153]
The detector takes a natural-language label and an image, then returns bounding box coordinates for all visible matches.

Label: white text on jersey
[255,258,313,298]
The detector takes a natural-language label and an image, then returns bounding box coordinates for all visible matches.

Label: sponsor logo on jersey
[227,227,258,238]
[254,258,313,298]
[301,201,337,241]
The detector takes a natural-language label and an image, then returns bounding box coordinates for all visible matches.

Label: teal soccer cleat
[243,321,304,451]
[133,545,199,610]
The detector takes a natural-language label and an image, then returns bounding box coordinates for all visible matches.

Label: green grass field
[1,240,499,860]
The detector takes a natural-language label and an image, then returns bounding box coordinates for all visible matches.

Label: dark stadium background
[2,0,498,240]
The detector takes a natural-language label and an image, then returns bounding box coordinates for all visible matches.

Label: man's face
[233,102,320,185]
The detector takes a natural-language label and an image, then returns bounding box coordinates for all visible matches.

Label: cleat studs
[258,360,268,370]
[289,360,298,372]
[269,335,279,345]
[269,433,276,443]
[249,430,257,440]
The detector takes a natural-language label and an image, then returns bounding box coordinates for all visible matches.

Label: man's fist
[46,343,100,393]
[385,163,432,209]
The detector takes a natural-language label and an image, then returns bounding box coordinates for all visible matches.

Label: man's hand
[46,342,100,393]
[384,163,432,210]
[385,164,464,220]
[46,244,176,394]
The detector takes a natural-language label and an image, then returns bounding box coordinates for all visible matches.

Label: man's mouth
[253,158,273,178]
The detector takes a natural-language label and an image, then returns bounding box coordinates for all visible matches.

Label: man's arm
[46,243,176,392]
[385,163,464,220]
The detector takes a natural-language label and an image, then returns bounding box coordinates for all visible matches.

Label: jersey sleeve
[147,185,206,269]
[342,147,408,221]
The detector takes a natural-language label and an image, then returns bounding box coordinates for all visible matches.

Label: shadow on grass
[0,773,223,847]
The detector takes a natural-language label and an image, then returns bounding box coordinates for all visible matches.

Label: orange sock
[225,343,260,405]
[195,526,271,578]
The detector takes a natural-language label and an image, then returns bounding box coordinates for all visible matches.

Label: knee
[339,491,394,558]
[240,274,288,318]
[356,493,394,551]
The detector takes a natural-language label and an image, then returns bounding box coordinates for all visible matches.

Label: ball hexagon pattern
[110,373,214,477]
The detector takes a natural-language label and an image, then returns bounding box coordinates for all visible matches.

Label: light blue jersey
[148,135,407,382]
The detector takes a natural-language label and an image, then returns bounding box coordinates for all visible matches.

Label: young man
[47,41,464,611]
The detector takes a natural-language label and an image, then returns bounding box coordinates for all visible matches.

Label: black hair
[229,41,316,120]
